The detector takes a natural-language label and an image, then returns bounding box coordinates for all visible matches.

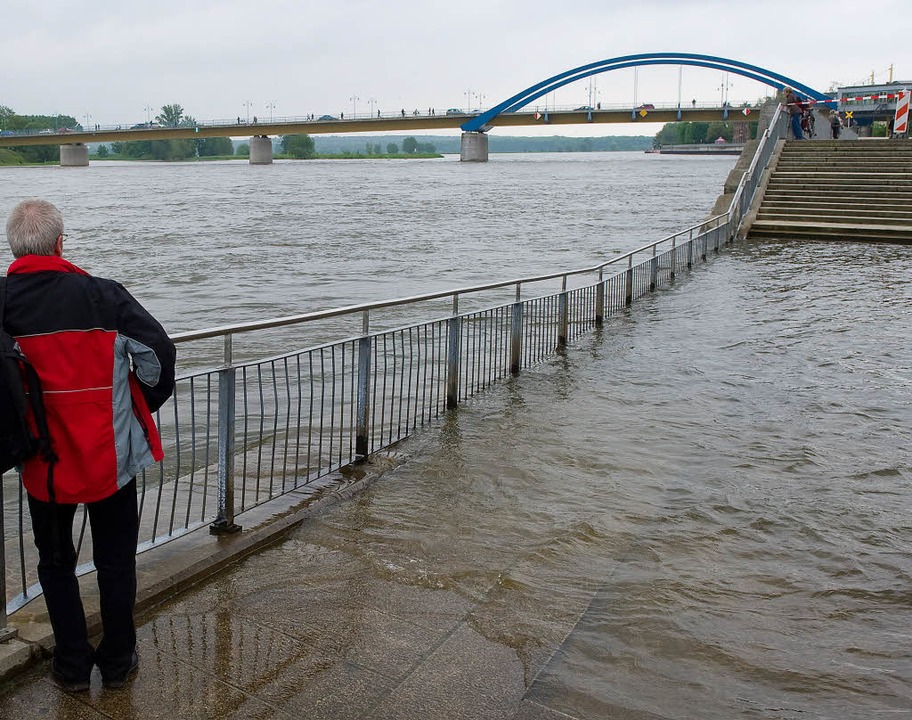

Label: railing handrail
[170,213,727,344]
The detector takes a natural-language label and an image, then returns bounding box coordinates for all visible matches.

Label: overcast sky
[2,0,908,137]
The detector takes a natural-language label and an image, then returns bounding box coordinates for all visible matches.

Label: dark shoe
[101,651,139,690]
[51,661,90,693]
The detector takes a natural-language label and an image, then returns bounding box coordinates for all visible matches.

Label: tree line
[0,106,79,163]
[653,120,759,147]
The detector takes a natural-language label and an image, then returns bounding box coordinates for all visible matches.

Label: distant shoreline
[0,153,445,166]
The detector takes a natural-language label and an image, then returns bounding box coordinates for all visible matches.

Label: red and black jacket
[3,255,176,504]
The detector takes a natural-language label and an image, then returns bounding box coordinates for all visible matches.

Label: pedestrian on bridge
[2,200,176,693]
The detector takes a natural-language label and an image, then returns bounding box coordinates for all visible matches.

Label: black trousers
[27,479,139,682]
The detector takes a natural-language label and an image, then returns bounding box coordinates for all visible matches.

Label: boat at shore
[646,142,745,155]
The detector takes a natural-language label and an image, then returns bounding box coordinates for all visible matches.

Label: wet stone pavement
[0,515,582,720]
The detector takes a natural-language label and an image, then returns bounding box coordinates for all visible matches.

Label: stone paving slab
[0,452,604,720]
[0,471,368,686]
[0,506,592,720]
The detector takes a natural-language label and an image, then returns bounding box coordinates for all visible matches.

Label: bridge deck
[0,108,752,149]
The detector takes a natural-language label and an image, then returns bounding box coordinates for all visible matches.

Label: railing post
[670,237,677,281]
[211,333,241,535]
[0,475,18,642]
[446,295,461,409]
[701,230,707,262]
[687,229,694,269]
[510,283,523,374]
[356,310,372,459]
[595,268,605,327]
[625,256,634,306]
[557,275,569,348]
[649,244,658,291]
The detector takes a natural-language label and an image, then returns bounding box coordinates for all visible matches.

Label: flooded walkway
[2,238,911,719]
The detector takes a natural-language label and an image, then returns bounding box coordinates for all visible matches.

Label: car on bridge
[575,106,594,111]
[637,103,655,110]
[445,108,463,115]
[0,130,13,136]
[318,115,337,121]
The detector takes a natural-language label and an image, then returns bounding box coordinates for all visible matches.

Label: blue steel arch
[461,52,832,132]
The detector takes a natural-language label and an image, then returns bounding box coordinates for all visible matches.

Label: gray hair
[6,199,65,258]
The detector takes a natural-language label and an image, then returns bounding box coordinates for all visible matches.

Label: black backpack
[0,278,57,478]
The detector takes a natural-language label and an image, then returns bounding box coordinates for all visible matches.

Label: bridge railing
[2,108,783,625]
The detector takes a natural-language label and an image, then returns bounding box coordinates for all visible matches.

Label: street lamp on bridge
[243,100,252,124]
[143,105,153,124]
[266,102,276,122]
[368,98,377,117]
[84,113,92,131]
[350,95,360,117]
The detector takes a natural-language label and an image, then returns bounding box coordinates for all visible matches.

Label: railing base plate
[209,521,242,536]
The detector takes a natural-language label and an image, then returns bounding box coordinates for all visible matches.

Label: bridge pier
[59,143,89,167]
[249,136,273,165]
[460,132,488,162]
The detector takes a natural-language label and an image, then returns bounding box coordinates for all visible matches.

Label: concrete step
[759,198,912,212]
[759,199,912,212]
[760,202,912,216]
[782,140,912,151]
[758,194,912,205]
[766,178,912,188]
[776,162,912,171]
[748,219,912,243]
[762,188,912,198]
[780,149,912,156]
[771,171,912,180]
[765,184,912,203]
[756,211,912,227]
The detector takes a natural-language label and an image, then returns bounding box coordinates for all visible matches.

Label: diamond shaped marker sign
[639,109,648,117]
[742,107,751,116]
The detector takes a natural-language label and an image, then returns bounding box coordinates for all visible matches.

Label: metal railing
[1,106,787,630]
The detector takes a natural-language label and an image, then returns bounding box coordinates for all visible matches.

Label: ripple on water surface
[282,239,912,718]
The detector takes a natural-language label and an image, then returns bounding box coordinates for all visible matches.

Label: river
[2,152,910,717]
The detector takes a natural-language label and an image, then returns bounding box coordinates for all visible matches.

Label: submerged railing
[1,106,788,628]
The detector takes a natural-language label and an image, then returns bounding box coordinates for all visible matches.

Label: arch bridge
[0,53,829,165]
[458,52,830,160]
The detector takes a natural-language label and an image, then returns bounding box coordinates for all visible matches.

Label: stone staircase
[748,140,912,243]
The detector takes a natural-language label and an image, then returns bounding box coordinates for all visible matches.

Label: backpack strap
[1,276,58,502]
[0,277,6,329]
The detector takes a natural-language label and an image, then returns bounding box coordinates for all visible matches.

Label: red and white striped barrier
[786,91,910,107]
[894,91,909,134]
[842,91,910,103]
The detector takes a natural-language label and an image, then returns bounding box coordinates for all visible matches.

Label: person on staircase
[783,87,804,141]
[830,111,842,140]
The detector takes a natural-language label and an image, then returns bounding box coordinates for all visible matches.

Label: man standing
[2,199,176,691]
[783,87,805,141]
[830,111,842,140]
